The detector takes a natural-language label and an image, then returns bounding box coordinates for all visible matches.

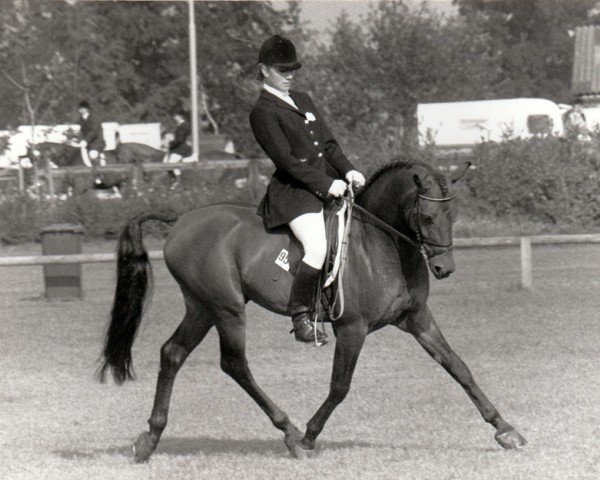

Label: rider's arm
[250,107,334,200]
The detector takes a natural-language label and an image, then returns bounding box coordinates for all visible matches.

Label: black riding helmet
[258,35,302,71]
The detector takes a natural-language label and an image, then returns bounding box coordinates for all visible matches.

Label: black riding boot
[290,261,328,345]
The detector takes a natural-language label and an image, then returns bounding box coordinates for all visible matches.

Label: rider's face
[78,107,89,118]
[261,65,296,94]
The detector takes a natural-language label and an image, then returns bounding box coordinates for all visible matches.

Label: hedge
[1,136,599,244]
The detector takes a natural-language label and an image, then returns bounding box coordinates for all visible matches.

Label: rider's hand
[346,170,366,189]
[328,179,347,198]
[79,140,87,148]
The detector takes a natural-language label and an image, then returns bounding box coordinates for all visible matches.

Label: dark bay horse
[32,142,82,167]
[99,159,526,462]
[114,143,165,165]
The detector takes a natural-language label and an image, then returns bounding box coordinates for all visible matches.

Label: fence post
[520,236,532,290]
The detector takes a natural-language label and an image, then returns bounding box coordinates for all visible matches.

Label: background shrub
[466,137,600,227]
[2,137,600,245]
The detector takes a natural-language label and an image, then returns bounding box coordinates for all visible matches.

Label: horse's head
[407,162,470,279]
[358,159,471,280]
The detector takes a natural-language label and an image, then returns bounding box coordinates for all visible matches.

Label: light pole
[188,0,199,161]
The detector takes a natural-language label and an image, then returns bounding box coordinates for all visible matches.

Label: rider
[77,100,106,168]
[164,110,192,185]
[250,34,365,345]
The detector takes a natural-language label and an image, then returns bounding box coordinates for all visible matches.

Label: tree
[454,0,600,101]
[0,1,302,156]
[301,0,502,170]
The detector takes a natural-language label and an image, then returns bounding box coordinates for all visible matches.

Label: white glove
[328,179,347,197]
[345,170,366,189]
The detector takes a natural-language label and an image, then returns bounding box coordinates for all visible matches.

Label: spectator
[564,99,589,140]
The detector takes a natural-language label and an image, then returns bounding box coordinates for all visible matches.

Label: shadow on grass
[53,435,386,460]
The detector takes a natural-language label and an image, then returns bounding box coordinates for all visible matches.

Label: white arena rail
[1,234,600,290]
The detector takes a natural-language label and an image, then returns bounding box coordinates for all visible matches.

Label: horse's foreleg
[134,306,213,462]
[216,314,303,457]
[406,306,526,449]
[301,323,367,452]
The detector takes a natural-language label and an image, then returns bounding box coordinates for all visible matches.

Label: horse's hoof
[284,426,305,459]
[300,436,316,451]
[286,442,315,460]
[133,431,156,462]
[495,429,527,449]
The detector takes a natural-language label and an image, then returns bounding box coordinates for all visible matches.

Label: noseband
[413,192,456,258]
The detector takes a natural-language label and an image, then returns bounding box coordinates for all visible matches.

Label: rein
[315,186,456,333]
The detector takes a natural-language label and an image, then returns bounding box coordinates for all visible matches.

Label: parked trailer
[417,98,565,148]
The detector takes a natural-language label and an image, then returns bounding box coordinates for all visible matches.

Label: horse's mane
[360,155,449,197]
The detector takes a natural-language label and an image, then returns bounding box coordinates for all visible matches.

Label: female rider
[249,35,365,345]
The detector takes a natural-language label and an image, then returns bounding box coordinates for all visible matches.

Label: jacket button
[314,141,319,146]
[309,130,314,135]
[318,152,323,157]
[304,120,309,124]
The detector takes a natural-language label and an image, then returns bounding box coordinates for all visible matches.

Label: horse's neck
[357,166,416,235]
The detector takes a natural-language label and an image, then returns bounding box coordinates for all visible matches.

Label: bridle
[412,192,456,257]
[322,187,456,328]
[347,190,456,260]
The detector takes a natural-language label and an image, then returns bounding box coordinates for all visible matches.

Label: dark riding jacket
[170,121,192,157]
[250,89,355,229]
[78,114,105,152]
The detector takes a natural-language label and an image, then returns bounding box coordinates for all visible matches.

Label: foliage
[0,170,261,244]
[300,0,502,173]
[466,136,600,226]
[454,0,600,102]
[0,0,299,155]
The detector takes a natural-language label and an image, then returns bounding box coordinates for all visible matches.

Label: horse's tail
[97,209,178,384]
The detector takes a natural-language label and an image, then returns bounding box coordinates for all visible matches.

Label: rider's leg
[288,210,328,345]
[80,146,92,168]
[166,152,182,180]
[88,150,103,185]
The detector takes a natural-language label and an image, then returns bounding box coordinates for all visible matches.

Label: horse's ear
[413,174,423,191]
[450,162,472,183]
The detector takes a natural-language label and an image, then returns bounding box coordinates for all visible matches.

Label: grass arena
[1,238,599,480]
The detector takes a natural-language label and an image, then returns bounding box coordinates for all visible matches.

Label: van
[417,98,564,148]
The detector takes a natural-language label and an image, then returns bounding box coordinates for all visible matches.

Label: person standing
[249,35,365,345]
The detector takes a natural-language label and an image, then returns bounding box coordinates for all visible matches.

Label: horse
[114,142,165,165]
[99,158,526,462]
[31,142,82,167]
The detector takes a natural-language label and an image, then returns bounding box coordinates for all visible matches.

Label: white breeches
[288,210,327,270]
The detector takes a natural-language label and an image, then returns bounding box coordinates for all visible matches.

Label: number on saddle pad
[274,249,290,272]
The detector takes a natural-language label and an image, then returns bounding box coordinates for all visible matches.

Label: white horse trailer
[417,98,564,148]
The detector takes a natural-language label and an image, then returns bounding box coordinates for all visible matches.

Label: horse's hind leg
[216,311,303,457]
[404,306,526,449]
[133,297,214,462]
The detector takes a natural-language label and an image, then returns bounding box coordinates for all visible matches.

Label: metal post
[188,0,199,161]
[520,236,532,290]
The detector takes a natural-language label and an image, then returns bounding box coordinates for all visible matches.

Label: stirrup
[291,316,328,346]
